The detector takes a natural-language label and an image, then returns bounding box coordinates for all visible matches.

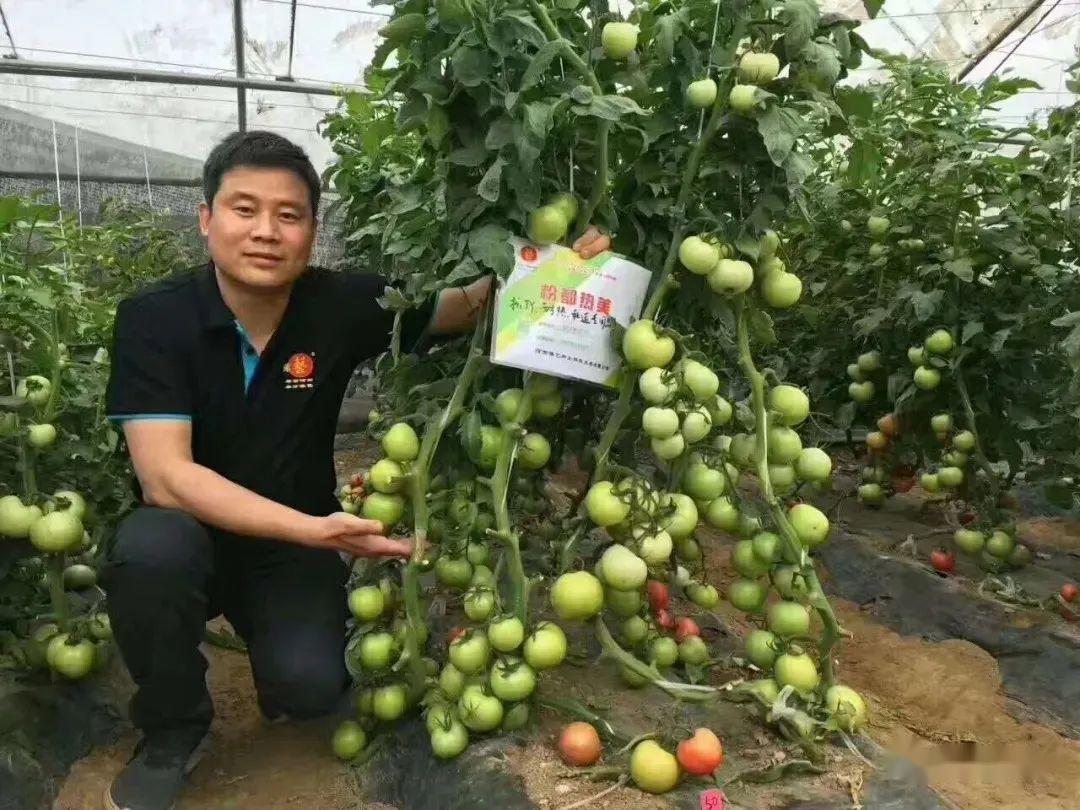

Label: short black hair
[203,130,321,215]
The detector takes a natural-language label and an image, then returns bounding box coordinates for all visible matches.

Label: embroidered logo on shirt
[284,352,315,389]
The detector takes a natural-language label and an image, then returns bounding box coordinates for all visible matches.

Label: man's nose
[251,211,280,241]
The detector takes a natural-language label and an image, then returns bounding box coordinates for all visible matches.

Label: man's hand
[572,226,611,259]
[303,513,412,558]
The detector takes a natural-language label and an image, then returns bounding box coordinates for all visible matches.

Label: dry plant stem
[558,774,630,809]
[536,696,625,742]
[735,298,839,689]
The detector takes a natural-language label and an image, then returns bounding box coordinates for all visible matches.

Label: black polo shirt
[105,263,434,516]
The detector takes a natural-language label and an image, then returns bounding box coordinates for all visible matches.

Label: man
[101,130,609,810]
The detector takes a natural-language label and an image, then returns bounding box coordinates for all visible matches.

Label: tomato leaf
[573,94,647,122]
[452,47,492,88]
[477,158,506,203]
[468,224,514,274]
[757,105,805,166]
[782,0,821,59]
[962,321,984,343]
[943,257,974,282]
[861,0,884,18]
[520,40,572,95]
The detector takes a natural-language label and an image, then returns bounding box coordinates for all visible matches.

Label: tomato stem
[46,554,70,631]
[735,298,840,690]
[954,364,1002,515]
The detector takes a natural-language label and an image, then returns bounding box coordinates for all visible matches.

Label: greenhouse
[2,1,1080,808]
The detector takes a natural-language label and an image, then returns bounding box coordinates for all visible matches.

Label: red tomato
[558,722,602,766]
[449,626,467,644]
[646,580,670,614]
[655,609,676,630]
[674,617,700,643]
[930,549,955,574]
[1061,583,1078,603]
[959,511,977,526]
[891,475,915,494]
[676,727,723,776]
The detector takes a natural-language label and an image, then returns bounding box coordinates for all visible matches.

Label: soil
[49,444,1080,809]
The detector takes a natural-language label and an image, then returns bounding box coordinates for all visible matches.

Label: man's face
[198,166,315,290]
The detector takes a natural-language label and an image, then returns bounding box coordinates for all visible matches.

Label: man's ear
[197,202,211,237]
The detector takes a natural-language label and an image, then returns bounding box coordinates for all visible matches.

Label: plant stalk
[735,299,840,689]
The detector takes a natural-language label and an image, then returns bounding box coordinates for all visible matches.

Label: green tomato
[985,530,1014,559]
[650,636,679,668]
[684,464,725,501]
[50,490,87,520]
[488,616,525,652]
[704,496,740,532]
[358,631,396,670]
[728,579,767,613]
[825,684,868,731]
[527,205,568,245]
[686,583,719,608]
[532,391,563,419]
[680,407,713,444]
[501,701,531,732]
[62,564,97,590]
[435,555,473,590]
[0,496,43,539]
[795,447,832,483]
[523,621,567,670]
[550,571,604,620]
[953,528,985,555]
[17,375,52,407]
[630,740,680,794]
[787,503,829,548]
[332,720,367,760]
[638,367,676,404]
[518,433,551,470]
[1008,543,1032,568]
[680,359,720,403]
[471,564,496,589]
[751,531,782,565]
[430,717,470,758]
[660,493,698,539]
[769,464,797,493]
[738,51,780,84]
[362,492,405,529]
[622,320,676,370]
[761,271,802,309]
[769,385,810,427]
[439,664,468,700]
[450,631,491,674]
[921,473,941,493]
[774,651,820,693]
[925,329,954,355]
[605,585,643,618]
[372,683,408,721]
[674,536,702,562]
[745,629,780,670]
[464,588,496,622]
[732,539,770,578]
[47,634,95,679]
[849,381,876,403]
[953,430,976,452]
[369,458,405,494]
[866,216,890,239]
[930,413,953,434]
[550,193,578,226]
[466,541,490,566]
[29,510,83,554]
[857,351,882,373]
[89,613,113,641]
[458,688,504,732]
[526,373,560,397]
[635,529,673,565]
[707,259,754,294]
[767,601,811,638]
[728,84,758,114]
[709,395,734,427]
[678,636,709,665]
[858,483,886,506]
[642,407,679,439]
[685,78,718,109]
[621,615,650,645]
[679,235,720,274]
[495,388,531,425]
[382,422,419,462]
[28,423,57,448]
[938,466,964,488]
[908,346,927,366]
[489,657,537,702]
[767,426,802,464]
[601,21,638,59]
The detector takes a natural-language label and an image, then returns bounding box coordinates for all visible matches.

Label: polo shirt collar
[195,262,237,331]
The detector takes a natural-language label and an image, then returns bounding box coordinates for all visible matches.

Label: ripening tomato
[676,728,723,776]
[930,549,955,573]
[674,617,700,643]
[558,722,602,766]
[646,580,670,614]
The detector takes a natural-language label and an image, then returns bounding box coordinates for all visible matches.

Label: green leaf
[748,309,777,346]
[654,12,686,63]
[448,142,489,167]
[517,101,558,164]
[845,139,880,184]
[452,47,492,88]
[477,157,506,203]
[834,402,855,429]
[796,39,841,88]
[943,257,974,282]
[486,117,515,150]
[468,224,514,274]
[757,105,805,166]
[783,0,821,59]
[520,40,571,95]
[574,94,647,122]
[962,321,984,343]
[908,290,943,321]
[861,0,884,18]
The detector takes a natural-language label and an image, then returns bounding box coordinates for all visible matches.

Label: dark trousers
[100,506,350,734]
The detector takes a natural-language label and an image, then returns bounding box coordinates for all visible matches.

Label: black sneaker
[104,727,210,810]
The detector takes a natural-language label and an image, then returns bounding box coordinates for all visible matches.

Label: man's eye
[234,206,254,216]
[280,212,299,222]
